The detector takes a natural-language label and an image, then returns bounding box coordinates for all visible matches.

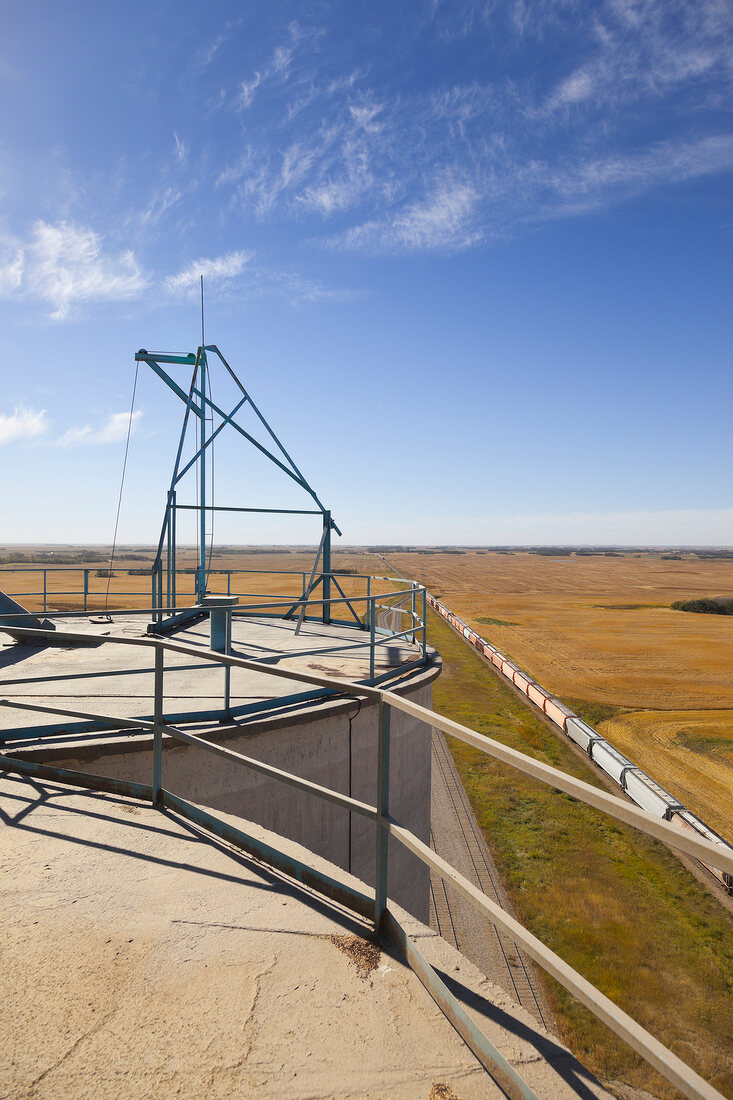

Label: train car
[590,740,635,785]
[565,716,603,754]
[544,697,573,731]
[501,660,520,685]
[490,650,504,670]
[669,810,733,893]
[527,682,550,711]
[624,769,684,820]
[513,668,532,695]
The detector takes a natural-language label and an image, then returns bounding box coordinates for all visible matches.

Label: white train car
[590,740,635,785]
[565,716,603,755]
[624,769,683,820]
[668,810,733,893]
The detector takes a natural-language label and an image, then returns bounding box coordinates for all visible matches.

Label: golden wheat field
[0,546,384,617]
[389,550,733,838]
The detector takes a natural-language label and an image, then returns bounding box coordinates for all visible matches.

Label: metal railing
[0,567,428,688]
[1,622,730,1100]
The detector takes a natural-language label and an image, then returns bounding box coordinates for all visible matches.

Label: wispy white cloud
[300,178,368,217]
[138,186,182,228]
[173,133,187,164]
[545,68,596,111]
[199,18,244,68]
[165,251,252,294]
[57,410,142,447]
[0,246,23,294]
[236,22,304,110]
[239,70,263,110]
[541,0,733,116]
[341,178,482,253]
[0,408,47,446]
[0,221,147,319]
[554,134,733,199]
[210,0,733,255]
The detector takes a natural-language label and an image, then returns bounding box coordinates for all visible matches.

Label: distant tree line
[0,551,107,565]
[0,551,152,566]
[672,597,733,615]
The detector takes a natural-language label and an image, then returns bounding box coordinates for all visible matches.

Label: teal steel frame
[134,344,341,628]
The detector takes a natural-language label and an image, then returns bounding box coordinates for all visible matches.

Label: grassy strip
[560,698,629,728]
[427,607,733,1099]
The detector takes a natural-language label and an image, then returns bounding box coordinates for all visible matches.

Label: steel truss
[135,344,341,629]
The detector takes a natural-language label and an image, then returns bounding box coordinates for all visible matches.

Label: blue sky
[1,0,732,546]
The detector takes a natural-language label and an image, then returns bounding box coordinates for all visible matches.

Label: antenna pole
[198,276,207,601]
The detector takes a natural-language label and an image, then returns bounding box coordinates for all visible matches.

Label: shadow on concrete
[432,964,606,1100]
[0,642,50,671]
[0,774,372,940]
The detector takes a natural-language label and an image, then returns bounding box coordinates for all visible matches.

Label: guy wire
[104,360,140,616]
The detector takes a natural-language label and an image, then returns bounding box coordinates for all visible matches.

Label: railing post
[171,489,176,609]
[166,492,172,611]
[83,569,88,611]
[422,588,427,661]
[411,584,416,643]
[374,696,391,936]
[152,644,164,806]
[224,609,232,717]
[227,570,231,596]
[322,510,331,624]
[43,569,47,614]
[369,595,376,684]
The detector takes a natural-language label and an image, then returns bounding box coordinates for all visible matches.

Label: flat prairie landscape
[389,550,733,838]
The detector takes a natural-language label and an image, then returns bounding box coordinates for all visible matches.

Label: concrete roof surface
[0,613,432,742]
[1,773,618,1099]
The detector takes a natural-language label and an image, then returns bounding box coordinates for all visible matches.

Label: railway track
[429,728,550,1028]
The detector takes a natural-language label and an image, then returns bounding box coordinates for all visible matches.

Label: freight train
[426,593,733,895]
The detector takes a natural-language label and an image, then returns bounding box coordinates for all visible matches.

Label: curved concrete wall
[34,666,439,922]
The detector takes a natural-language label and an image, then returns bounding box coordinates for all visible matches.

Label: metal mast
[198,278,207,603]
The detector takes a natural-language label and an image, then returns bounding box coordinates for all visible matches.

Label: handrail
[0,589,423,617]
[0,620,728,1100]
[0,577,428,687]
[385,816,722,1100]
[161,723,377,820]
[2,624,731,876]
[2,624,729,879]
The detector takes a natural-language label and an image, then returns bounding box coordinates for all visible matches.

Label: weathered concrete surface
[0,613,430,736]
[0,615,439,922]
[0,773,618,1100]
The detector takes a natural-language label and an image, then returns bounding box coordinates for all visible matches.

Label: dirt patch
[329,934,381,978]
[429,1084,462,1100]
